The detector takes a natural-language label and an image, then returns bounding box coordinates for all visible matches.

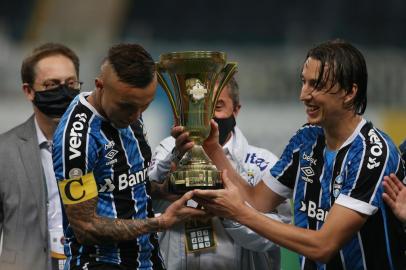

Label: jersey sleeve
[53,109,99,205]
[262,129,302,199]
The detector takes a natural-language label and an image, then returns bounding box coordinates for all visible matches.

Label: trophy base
[169,169,223,195]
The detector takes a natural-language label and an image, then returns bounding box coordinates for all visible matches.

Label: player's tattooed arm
[64,197,162,245]
[64,191,206,245]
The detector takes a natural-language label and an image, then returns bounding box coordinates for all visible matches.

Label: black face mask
[214,115,236,145]
[32,84,80,118]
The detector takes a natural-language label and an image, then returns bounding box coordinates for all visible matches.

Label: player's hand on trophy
[150,177,181,202]
[203,119,221,156]
[171,125,194,162]
[193,170,247,221]
[159,191,207,229]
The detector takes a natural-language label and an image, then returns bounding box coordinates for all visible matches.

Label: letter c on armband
[58,172,98,205]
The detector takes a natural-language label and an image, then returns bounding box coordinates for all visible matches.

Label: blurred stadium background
[1,1,406,268]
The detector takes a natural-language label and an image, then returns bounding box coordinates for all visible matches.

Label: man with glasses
[0,43,81,270]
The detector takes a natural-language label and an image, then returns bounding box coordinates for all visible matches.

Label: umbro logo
[301,166,314,183]
[105,149,118,159]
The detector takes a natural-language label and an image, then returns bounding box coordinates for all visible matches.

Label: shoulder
[283,123,323,151]
[0,116,35,145]
[356,122,396,154]
[54,98,97,146]
[350,121,400,172]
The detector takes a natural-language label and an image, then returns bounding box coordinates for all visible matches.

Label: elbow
[308,245,338,263]
[71,222,100,245]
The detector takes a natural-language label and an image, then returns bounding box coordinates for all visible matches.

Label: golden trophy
[157,51,237,194]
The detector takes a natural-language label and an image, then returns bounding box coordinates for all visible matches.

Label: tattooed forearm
[65,198,163,245]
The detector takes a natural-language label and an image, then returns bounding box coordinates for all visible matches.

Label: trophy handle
[211,62,238,118]
[156,66,180,122]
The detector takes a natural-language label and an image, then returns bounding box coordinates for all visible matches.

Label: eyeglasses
[38,79,83,91]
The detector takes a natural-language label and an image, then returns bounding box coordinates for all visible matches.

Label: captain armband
[58,172,98,205]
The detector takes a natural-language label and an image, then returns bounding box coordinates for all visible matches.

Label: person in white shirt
[149,76,291,270]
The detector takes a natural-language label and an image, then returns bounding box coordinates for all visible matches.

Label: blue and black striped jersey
[400,139,406,163]
[265,119,406,270]
[53,92,164,270]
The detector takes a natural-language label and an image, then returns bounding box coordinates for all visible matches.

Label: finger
[170,161,177,172]
[193,196,214,206]
[382,193,396,210]
[175,131,191,146]
[193,189,220,199]
[390,173,405,190]
[171,125,185,139]
[173,190,195,206]
[183,207,206,216]
[385,175,399,195]
[208,119,219,138]
[383,180,397,201]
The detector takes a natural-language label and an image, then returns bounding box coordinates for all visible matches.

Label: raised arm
[172,121,284,212]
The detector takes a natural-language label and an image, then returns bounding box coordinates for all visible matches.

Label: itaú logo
[299,200,328,222]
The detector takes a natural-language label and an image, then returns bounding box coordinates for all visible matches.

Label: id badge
[184,218,216,253]
[49,228,66,270]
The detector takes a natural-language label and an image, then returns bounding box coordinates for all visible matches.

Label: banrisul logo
[299,200,328,222]
[69,113,88,160]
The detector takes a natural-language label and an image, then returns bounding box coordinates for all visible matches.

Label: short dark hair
[21,43,80,85]
[305,40,368,115]
[107,43,155,88]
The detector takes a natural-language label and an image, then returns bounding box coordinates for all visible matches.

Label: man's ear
[233,104,241,117]
[22,83,35,102]
[95,78,103,90]
[343,83,358,107]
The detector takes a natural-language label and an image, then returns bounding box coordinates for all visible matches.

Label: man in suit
[0,43,81,270]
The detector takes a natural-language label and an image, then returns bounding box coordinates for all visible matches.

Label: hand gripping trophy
[157,51,237,194]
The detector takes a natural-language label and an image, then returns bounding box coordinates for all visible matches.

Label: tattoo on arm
[65,198,162,245]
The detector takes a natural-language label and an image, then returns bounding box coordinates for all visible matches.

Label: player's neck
[88,89,107,118]
[323,113,362,151]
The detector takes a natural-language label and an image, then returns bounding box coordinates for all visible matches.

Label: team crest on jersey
[69,168,83,179]
[333,174,344,198]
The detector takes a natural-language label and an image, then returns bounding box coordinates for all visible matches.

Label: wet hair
[21,43,80,85]
[305,40,368,115]
[106,43,155,88]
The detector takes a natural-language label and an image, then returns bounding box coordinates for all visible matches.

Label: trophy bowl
[157,51,237,194]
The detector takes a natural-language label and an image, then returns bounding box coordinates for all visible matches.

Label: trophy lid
[158,51,226,74]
